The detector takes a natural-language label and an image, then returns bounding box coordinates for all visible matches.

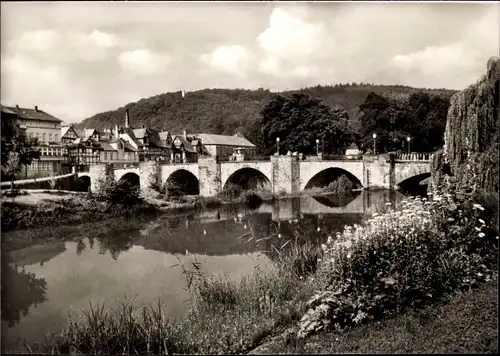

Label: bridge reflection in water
[134,190,405,258]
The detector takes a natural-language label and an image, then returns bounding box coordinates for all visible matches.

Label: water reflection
[1,257,47,327]
[1,190,405,351]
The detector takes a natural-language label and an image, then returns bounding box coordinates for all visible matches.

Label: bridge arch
[77,175,91,192]
[223,167,272,192]
[165,169,200,195]
[303,167,363,191]
[118,172,140,188]
[396,172,431,196]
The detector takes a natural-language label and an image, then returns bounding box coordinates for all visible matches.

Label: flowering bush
[297,175,498,338]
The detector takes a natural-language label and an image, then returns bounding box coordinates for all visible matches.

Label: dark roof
[1,105,62,123]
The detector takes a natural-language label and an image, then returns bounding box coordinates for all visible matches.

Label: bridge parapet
[396,153,431,162]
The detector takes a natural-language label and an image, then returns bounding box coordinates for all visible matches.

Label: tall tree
[1,118,40,187]
[255,93,354,156]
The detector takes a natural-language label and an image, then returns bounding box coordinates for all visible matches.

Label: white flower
[447,218,455,222]
[479,219,485,225]
[478,232,485,238]
[321,244,327,251]
[475,227,482,231]
[385,202,392,206]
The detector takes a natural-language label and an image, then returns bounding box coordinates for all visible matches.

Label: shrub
[297,172,498,338]
[324,175,356,195]
[94,177,142,207]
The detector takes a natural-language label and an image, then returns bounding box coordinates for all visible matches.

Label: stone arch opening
[119,172,140,188]
[397,172,431,196]
[165,170,199,195]
[223,167,272,192]
[304,167,363,192]
[78,175,91,192]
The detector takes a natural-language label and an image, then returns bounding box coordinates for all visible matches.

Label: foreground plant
[297,172,498,338]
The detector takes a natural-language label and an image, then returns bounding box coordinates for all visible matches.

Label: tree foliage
[1,119,40,182]
[358,91,451,153]
[252,93,354,155]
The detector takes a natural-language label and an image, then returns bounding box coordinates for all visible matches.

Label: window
[104,152,108,160]
[49,133,53,142]
[55,134,58,141]
[42,133,46,142]
[36,133,40,138]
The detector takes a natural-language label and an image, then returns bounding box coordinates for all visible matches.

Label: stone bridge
[81,153,431,197]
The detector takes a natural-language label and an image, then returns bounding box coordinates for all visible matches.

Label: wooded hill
[76,83,457,139]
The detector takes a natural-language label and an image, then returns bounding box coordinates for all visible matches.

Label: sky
[1,1,499,124]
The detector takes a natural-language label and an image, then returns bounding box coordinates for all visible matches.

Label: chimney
[125,109,130,128]
[115,124,119,139]
[183,130,187,139]
[142,125,145,129]
[16,105,19,109]
[34,105,39,112]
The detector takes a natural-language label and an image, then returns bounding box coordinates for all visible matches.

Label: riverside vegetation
[17,152,498,354]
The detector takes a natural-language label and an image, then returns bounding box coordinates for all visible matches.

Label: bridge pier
[198,156,222,197]
[89,164,113,193]
[271,155,300,195]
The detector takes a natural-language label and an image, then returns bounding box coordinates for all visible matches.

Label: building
[60,125,80,145]
[1,104,70,178]
[195,132,256,161]
[2,105,62,144]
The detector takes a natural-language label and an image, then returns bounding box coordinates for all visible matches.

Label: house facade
[1,104,70,179]
[195,133,256,161]
[2,105,63,144]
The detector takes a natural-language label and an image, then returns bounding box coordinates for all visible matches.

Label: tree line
[248,90,452,156]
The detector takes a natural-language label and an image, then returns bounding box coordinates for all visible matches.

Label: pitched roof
[61,126,80,138]
[120,128,144,147]
[98,141,116,151]
[74,128,85,138]
[195,133,255,147]
[173,136,197,153]
[158,131,171,141]
[1,105,62,123]
[132,128,147,138]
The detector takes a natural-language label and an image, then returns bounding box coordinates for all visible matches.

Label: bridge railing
[395,153,431,161]
[317,154,363,161]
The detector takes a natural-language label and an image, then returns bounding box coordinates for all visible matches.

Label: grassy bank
[252,279,498,354]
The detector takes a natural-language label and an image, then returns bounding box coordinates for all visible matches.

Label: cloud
[117,49,172,75]
[86,30,117,48]
[16,29,61,51]
[256,7,329,79]
[257,7,328,61]
[200,45,255,77]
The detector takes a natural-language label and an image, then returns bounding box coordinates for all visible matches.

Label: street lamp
[316,138,320,156]
[407,136,411,155]
[276,137,280,155]
[372,133,377,155]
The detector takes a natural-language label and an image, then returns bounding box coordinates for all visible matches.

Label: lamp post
[316,138,320,156]
[276,137,280,155]
[407,136,411,155]
[372,133,377,155]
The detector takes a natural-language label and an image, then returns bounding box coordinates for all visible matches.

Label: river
[1,190,406,351]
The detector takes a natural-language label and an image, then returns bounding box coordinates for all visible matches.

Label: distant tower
[124,109,130,128]
[181,90,185,98]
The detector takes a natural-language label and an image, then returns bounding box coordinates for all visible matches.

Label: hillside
[76,84,457,138]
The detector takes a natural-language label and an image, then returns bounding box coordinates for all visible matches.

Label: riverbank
[0,186,357,237]
[13,180,498,355]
